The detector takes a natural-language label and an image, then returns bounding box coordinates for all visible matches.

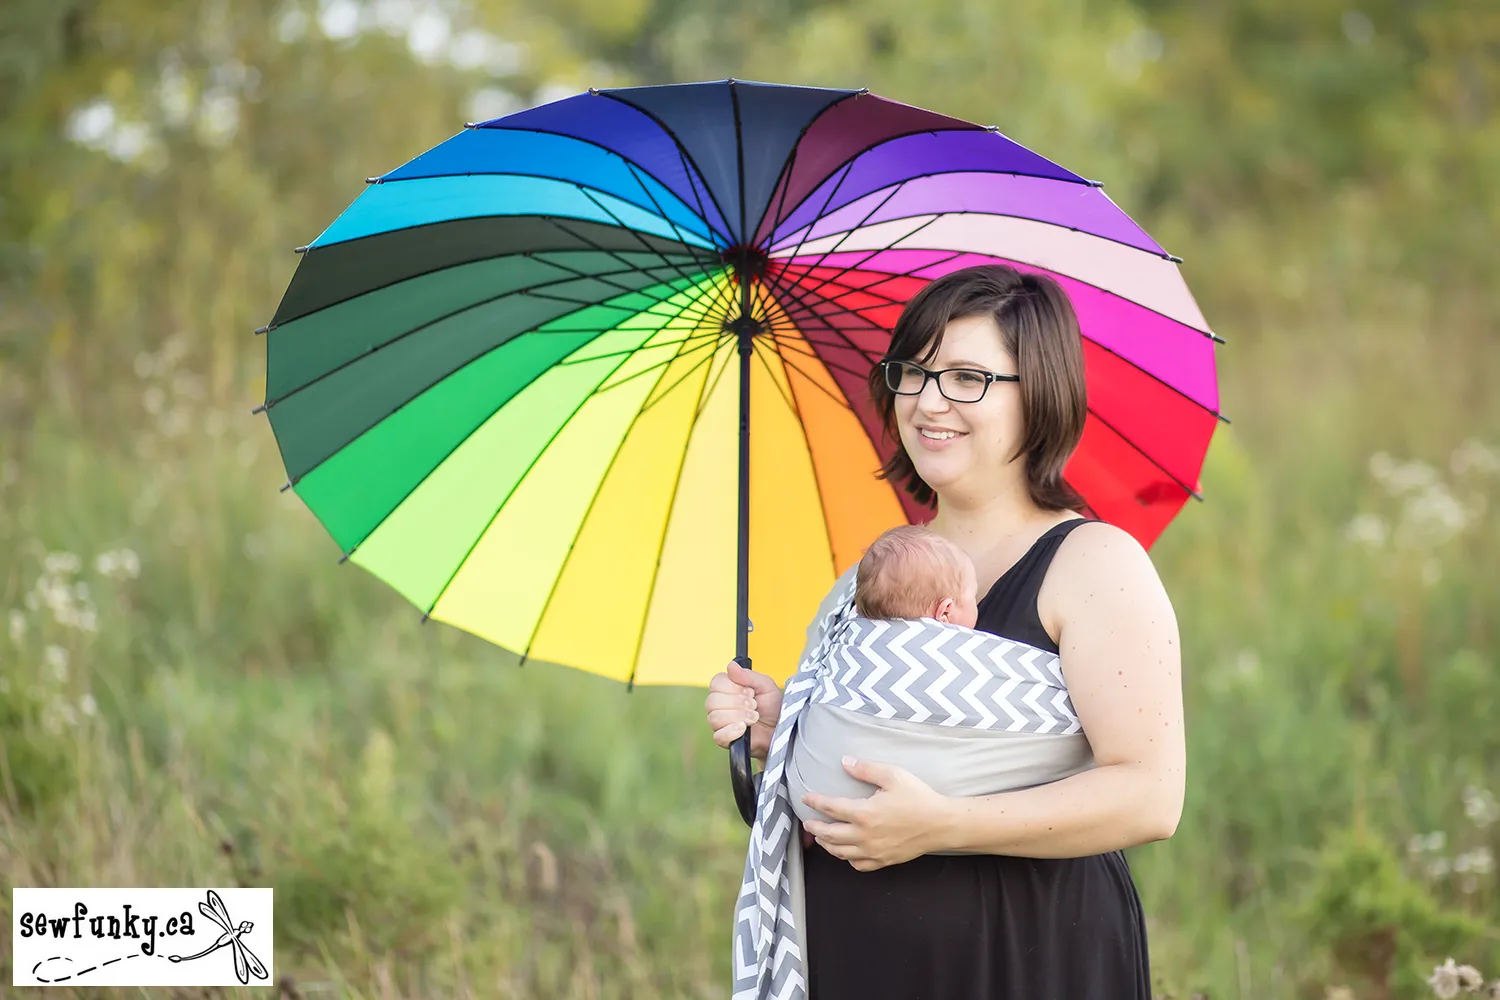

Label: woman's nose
[915,377,951,413]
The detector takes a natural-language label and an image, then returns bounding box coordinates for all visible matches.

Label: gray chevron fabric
[730,575,1080,1000]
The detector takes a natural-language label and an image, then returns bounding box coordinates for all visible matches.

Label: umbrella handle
[729,656,759,826]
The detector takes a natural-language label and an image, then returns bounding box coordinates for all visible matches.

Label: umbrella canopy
[258,79,1222,693]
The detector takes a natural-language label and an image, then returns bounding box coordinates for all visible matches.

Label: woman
[704,264,1185,998]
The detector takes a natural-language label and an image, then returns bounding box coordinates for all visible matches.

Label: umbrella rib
[760,190,923,311]
[635,333,729,418]
[761,128,1098,241]
[579,332,727,401]
[266,244,708,332]
[748,336,799,417]
[757,332,859,415]
[758,162,858,302]
[777,237,1223,344]
[370,168,720,247]
[775,206,1176,262]
[430,122,736,244]
[1085,405,1205,503]
[572,185,724,291]
[594,90,741,251]
[623,159,727,251]
[761,272,887,367]
[538,215,715,309]
[418,289,715,618]
[1080,335,1231,424]
[518,322,717,667]
[757,329,877,388]
[263,267,711,412]
[754,334,841,584]
[768,201,933,307]
[622,329,726,689]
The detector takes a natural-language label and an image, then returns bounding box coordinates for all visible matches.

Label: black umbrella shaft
[736,282,753,664]
[728,267,759,827]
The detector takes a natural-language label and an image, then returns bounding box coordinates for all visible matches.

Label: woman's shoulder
[1040,518,1173,629]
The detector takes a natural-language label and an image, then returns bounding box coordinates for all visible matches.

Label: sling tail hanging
[730,571,1085,1000]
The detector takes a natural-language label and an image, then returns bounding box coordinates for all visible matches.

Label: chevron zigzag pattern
[730,575,1081,999]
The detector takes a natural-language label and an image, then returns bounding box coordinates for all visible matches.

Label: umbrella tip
[1166,253,1183,263]
[420,611,431,624]
[857,87,870,95]
[365,176,381,184]
[278,481,292,493]
[254,324,271,335]
[588,86,600,95]
[338,551,351,565]
[1217,411,1233,425]
[251,403,267,415]
[1085,178,1105,188]
[294,245,310,254]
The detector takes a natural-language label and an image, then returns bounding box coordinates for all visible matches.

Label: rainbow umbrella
[257,80,1222,821]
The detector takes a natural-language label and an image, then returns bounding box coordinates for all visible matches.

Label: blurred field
[2,1,1498,997]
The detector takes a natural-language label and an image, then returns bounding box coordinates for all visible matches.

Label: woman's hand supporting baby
[799,757,955,871]
[704,659,784,761]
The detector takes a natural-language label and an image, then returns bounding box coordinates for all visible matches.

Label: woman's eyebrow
[940,358,998,369]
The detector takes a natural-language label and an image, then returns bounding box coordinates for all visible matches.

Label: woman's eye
[954,371,984,384]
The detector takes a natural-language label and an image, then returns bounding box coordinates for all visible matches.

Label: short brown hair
[855,525,970,619]
[868,264,1087,511]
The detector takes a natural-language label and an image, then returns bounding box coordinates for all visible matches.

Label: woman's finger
[815,838,859,861]
[800,793,863,824]
[804,820,858,845]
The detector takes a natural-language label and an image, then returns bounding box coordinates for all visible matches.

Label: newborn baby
[853,524,980,629]
[789,524,1095,836]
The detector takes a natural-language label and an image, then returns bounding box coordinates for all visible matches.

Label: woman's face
[894,313,1024,505]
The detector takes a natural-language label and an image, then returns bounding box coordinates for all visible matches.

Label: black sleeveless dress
[801,517,1152,1000]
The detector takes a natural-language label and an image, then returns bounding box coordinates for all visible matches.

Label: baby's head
[854,525,979,628]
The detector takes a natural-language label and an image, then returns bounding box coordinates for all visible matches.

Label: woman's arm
[801,522,1185,867]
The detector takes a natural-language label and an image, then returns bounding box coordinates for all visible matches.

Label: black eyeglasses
[879,360,1020,403]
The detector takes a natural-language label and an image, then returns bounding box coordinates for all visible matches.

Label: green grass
[2,326,1497,998]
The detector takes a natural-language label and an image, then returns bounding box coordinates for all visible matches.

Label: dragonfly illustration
[166,890,268,985]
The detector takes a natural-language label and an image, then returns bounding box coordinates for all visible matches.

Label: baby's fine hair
[854,525,969,620]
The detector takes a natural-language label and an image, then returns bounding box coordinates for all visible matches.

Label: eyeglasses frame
[878,359,1021,404]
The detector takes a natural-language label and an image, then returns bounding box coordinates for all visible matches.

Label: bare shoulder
[1038,519,1176,640]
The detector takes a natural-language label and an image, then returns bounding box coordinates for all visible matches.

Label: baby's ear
[933,597,955,621]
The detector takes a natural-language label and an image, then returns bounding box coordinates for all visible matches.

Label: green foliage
[1298,824,1487,999]
[1,0,1498,997]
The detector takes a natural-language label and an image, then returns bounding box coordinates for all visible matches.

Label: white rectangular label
[12,888,273,987]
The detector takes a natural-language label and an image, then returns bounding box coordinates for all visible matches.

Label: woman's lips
[914,427,965,451]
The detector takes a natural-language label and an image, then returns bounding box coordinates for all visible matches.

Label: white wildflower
[1398,483,1469,546]
[79,693,97,717]
[44,645,69,681]
[95,548,141,580]
[1428,856,1452,879]
[1425,831,1448,852]
[44,552,81,575]
[1451,438,1500,477]
[143,385,166,415]
[8,609,25,643]
[1377,457,1439,496]
[1345,512,1388,547]
[1463,786,1499,827]
[1429,958,1462,999]
[1458,964,1485,991]
[1463,846,1494,875]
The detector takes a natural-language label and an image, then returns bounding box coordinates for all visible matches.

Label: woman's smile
[915,425,967,450]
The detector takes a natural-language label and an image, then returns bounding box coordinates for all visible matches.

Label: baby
[788,525,987,833]
[853,524,980,629]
